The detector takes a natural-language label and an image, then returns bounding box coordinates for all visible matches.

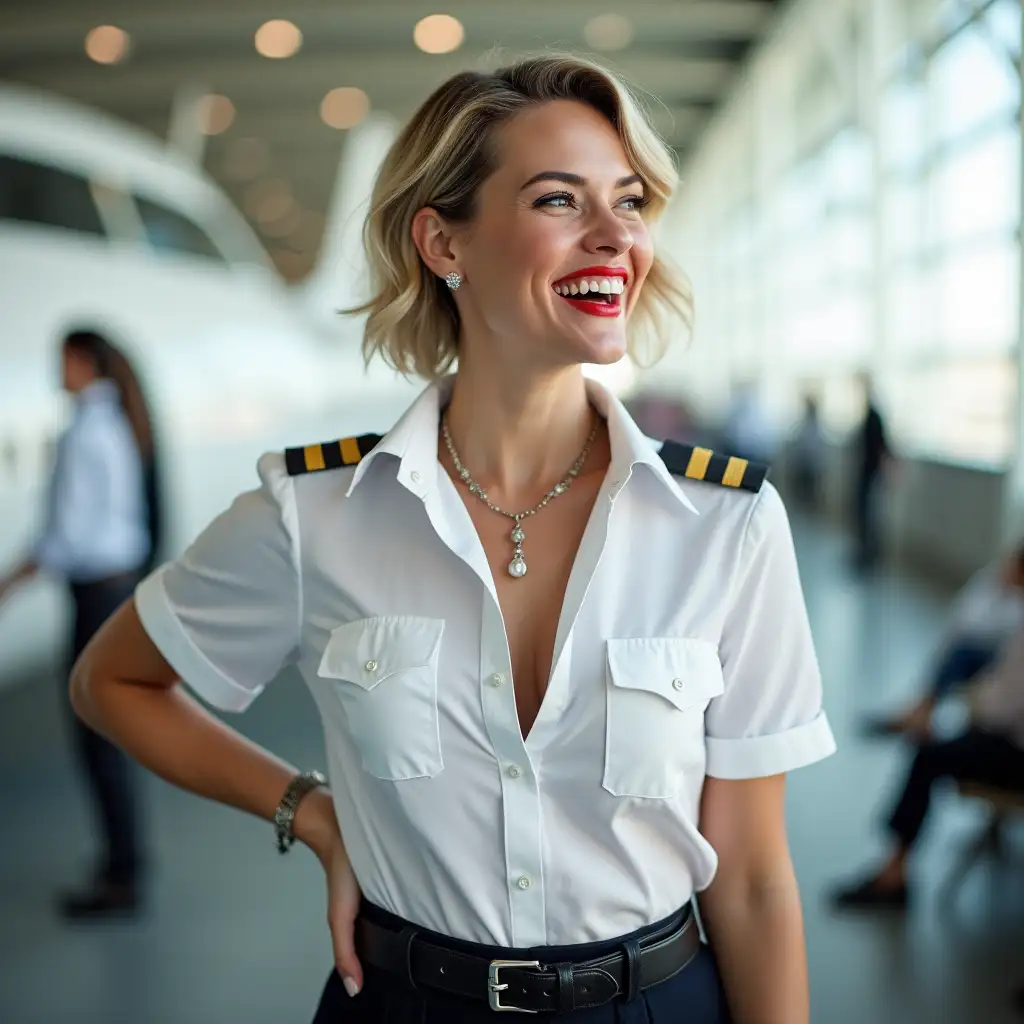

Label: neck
[442,351,607,500]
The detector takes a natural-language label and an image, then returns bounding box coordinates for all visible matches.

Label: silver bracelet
[274,770,327,854]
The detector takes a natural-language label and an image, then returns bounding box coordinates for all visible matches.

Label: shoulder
[282,434,384,477]
[657,439,770,495]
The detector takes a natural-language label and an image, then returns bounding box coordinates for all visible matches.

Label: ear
[411,207,461,284]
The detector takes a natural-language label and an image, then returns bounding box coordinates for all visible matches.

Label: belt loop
[398,925,420,991]
[622,938,642,1003]
[556,962,576,1014]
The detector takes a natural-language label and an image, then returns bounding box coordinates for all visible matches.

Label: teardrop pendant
[508,556,528,578]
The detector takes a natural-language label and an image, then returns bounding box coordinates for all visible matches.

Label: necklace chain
[442,414,599,579]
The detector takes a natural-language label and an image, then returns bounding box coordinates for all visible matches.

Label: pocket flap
[318,616,445,690]
[607,637,724,711]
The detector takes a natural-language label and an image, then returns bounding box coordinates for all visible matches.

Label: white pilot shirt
[34,378,150,583]
[135,375,836,948]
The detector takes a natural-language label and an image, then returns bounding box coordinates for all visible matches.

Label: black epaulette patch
[658,440,768,494]
[284,433,383,476]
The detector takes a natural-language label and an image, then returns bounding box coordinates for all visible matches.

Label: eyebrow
[519,171,644,191]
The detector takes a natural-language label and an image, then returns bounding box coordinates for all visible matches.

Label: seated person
[831,621,1024,909]
[865,544,1024,740]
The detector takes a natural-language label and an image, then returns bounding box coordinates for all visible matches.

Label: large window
[881,8,1021,466]
[134,196,227,263]
[0,155,105,237]
[663,0,1021,466]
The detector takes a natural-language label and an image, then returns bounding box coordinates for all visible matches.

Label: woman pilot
[69,55,835,1022]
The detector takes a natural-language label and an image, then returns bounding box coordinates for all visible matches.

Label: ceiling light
[413,14,464,55]
[255,19,302,59]
[199,94,235,136]
[245,179,292,223]
[320,87,370,130]
[85,25,130,65]
[222,138,270,180]
[583,13,634,52]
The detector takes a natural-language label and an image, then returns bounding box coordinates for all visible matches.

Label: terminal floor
[1,513,1022,1024]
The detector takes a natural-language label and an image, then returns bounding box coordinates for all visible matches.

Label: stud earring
[445,271,462,291]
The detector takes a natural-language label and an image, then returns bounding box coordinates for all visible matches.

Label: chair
[940,780,1024,905]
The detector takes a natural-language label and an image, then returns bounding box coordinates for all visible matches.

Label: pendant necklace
[442,414,599,579]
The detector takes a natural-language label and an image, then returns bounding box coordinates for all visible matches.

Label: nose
[582,207,633,257]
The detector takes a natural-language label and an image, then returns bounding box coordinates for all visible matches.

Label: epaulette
[658,440,768,494]
[284,433,383,476]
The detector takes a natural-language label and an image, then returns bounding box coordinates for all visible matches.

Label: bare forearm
[700,875,809,1024]
[71,671,340,859]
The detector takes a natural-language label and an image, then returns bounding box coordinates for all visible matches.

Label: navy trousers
[312,903,734,1023]
[67,573,144,884]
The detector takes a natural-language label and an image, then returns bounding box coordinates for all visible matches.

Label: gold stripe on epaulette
[722,456,748,488]
[340,436,362,465]
[684,446,713,481]
[303,444,326,472]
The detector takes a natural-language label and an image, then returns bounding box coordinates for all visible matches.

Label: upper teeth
[554,277,624,297]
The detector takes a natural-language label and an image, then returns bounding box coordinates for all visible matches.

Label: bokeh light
[320,87,370,129]
[255,20,302,59]
[413,14,464,55]
[199,94,235,136]
[85,25,130,65]
[583,13,634,52]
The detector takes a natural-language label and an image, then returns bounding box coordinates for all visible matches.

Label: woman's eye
[535,192,576,209]
[619,195,649,212]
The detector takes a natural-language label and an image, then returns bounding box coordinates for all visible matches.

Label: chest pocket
[603,637,724,799]
[317,616,445,781]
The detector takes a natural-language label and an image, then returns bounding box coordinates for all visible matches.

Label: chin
[569,328,628,367]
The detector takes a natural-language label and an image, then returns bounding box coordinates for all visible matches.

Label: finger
[329,903,364,995]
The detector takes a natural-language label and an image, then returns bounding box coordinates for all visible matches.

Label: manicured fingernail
[343,976,360,998]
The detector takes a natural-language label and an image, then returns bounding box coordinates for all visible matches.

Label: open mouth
[551,272,627,317]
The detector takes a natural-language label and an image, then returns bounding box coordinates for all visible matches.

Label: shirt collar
[346,373,699,516]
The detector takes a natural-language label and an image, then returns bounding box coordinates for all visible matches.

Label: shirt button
[365,660,378,673]
[507,765,522,779]
[489,673,505,687]
[410,470,421,482]
[672,678,684,690]
[516,875,532,890]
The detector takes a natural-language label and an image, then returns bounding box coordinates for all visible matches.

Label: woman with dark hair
[0,328,162,919]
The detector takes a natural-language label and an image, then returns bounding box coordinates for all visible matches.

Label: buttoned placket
[423,459,630,945]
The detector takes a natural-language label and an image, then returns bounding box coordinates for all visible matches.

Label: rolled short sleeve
[134,452,300,713]
[705,483,836,779]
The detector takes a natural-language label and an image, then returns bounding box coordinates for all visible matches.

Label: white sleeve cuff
[134,567,262,713]
[705,712,836,780]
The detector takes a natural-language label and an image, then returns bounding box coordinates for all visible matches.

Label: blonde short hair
[352,53,693,381]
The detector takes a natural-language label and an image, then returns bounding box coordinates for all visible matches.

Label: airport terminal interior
[2,0,1024,1021]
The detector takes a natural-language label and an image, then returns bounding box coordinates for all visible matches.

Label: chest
[457,474,605,738]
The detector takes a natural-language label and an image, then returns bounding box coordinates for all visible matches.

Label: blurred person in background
[790,392,825,512]
[0,329,162,919]
[850,373,892,572]
[830,619,1024,910]
[721,379,777,466]
[862,542,1024,740]
[69,55,834,1024]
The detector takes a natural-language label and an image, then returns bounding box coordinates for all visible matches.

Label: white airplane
[0,82,421,684]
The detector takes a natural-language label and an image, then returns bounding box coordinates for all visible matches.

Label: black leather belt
[355,908,701,1014]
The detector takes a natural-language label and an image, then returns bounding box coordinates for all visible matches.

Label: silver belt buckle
[488,959,542,1012]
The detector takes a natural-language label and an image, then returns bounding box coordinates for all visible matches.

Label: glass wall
[658,0,1022,469]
